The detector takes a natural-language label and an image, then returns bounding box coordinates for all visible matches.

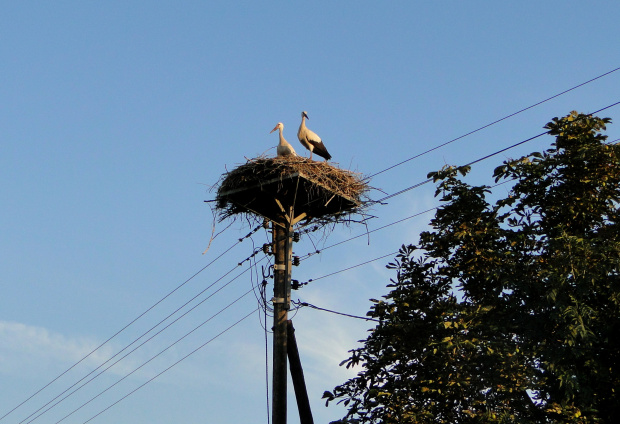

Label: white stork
[270,122,298,157]
[297,111,332,161]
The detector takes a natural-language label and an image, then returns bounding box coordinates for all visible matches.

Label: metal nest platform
[215,156,369,224]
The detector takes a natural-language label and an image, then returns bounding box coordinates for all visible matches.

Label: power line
[294,301,380,323]
[23,259,265,424]
[296,178,520,287]
[298,109,619,284]
[293,100,620,265]
[375,100,620,204]
[13,249,264,424]
[0,224,261,422]
[22,241,266,423]
[299,208,436,262]
[240,228,273,423]
[306,174,520,260]
[79,308,258,424]
[367,66,620,179]
[289,159,615,339]
[19,249,266,424]
[377,131,548,203]
[264,302,271,424]
[303,251,398,283]
[49,291,257,424]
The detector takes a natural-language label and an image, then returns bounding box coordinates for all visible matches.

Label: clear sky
[1,2,619,423]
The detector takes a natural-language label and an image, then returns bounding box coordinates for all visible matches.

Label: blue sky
[1,2,619,423]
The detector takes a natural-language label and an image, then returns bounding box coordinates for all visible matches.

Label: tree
[324,111,620,423]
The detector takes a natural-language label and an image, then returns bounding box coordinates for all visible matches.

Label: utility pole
[271,212,293,424]
[216,164,363,424]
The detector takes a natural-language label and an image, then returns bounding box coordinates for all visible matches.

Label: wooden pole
[287,320,314,424]
[272,218,293,424]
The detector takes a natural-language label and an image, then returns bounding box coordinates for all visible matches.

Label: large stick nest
[213,156,371,224]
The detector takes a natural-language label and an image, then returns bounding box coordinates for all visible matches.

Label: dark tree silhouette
[325,112,620,423]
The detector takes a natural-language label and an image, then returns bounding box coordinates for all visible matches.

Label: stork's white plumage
[297,111,331,161]
[270,122,297,157]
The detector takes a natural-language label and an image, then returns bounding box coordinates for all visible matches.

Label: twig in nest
[202,203,234,254]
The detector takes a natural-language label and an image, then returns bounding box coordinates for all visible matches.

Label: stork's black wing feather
[309,140,332,160]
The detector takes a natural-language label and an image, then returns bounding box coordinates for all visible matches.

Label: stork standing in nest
[297,111,332,161]
[270,122,297,157]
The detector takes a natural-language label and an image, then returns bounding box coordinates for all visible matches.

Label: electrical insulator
[292,232,300,242]
[262,243,272,255]
[291,280,307,290]
[262,218,270,229]
[292,256,300,266]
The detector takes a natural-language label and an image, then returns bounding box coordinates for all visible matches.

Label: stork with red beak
[297,111,331,161]
[270,122,297,157]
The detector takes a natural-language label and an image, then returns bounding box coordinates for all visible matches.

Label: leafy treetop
[325,111,620,423]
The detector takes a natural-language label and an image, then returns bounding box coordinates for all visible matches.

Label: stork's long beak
[270,125,278,133]
[303,112,309,119]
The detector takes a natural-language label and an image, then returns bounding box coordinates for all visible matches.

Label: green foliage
[326,112,620,423]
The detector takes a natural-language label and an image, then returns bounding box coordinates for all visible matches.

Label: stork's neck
[278,128,286,145]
